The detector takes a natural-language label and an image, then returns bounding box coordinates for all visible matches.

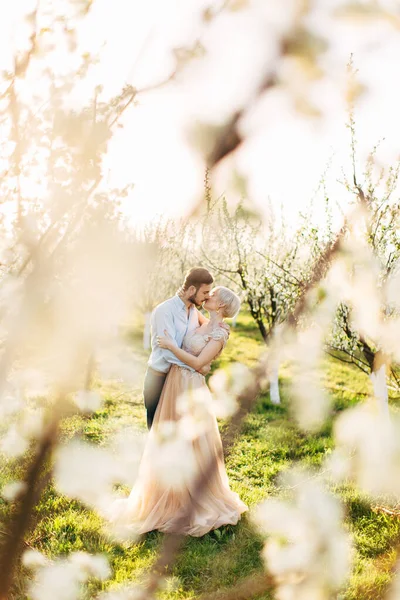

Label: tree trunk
[256,318,269,344]
[238,267,269,343]
[360,343,390,416]
[269,361,281,405]
[143,311,152,350]
[370,352,390,417]
[245,297,268,343]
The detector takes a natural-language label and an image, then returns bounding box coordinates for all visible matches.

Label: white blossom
[96,584,143,600]
[333,235,382,342]
[292,369,331,432]
[95,341,141,386]
[73,390,104,413]
[148,420,197,488]
[209,363,252,418]
[22,549,49,570]
[109,427,146,487]
[69,551,111,580]
[28,553,111,600]
[54,440,126,511]
[20,408,46,439]
[0,389,24,418]
[183,2,291,124]
[252,471,352,600]
[1,480,27,502]
[176,387,215,437]
[12,368,50,399]
[210,363,252,396]
[0,424,30,458]
[29,562,83,600]
[379,317,400,364]
[328,403,400,499]
[284,324,331,431]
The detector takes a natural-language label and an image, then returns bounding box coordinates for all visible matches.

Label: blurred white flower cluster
[73,390,104,413]
[0,405,46,458]
[1,0,400,597]
[54,427,146,515]
[336,235,383,343]
[176,385,216,439]
[96,583,143,600]
[23,549,110,600]
[284,324,331,432]
[209,363,252,418]
[54,440,123,512]
[328,403,400,499]
[252,471,352,600]
[94,340,142,387]
[54,428,146,542]
[146,419,197,489]
[1,480,27,502]
[280,275,341,431]
[166,364,252,443]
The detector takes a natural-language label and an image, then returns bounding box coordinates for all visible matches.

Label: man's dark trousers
[143,366,168,429]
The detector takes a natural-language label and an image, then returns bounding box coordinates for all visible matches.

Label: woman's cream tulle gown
[109,326,247,537]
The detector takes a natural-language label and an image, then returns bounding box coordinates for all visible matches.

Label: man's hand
[199,364,211,376]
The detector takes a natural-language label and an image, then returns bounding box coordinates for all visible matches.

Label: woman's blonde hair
[214,286,241,319]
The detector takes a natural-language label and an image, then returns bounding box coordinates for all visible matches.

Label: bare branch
[0,414,59,598]
[324,347,370,376]
[198,572,275,600]
[255,250,305,287]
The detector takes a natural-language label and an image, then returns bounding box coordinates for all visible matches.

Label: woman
[110,286,247,537]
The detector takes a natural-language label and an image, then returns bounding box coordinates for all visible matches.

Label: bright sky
[1,0,400,232]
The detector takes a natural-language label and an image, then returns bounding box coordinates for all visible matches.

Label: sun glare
[1,1,400,229]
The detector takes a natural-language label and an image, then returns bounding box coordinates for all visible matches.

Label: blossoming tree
[1,2,400,600]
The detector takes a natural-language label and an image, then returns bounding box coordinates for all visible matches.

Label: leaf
[214,528,222,539]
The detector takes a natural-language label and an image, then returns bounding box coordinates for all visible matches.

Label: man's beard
[188,294,202,308]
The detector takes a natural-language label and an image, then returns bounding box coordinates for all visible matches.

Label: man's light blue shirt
[148,295,199,373]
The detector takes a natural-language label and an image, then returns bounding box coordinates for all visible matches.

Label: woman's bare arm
[157,337,223,371]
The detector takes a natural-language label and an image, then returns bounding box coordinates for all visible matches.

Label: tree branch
[0,415,59,598]
[255,250,305,287]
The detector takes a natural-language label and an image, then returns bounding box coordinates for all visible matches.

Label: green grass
[1,311,400,599]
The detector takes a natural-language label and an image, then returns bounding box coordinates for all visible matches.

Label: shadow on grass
[172,517,264,596]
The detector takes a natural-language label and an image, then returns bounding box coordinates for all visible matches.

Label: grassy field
[1,311,400,599]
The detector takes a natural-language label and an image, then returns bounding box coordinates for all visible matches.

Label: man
[144,267,214,429]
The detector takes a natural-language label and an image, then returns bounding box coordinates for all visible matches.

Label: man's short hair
[182,267,214,291]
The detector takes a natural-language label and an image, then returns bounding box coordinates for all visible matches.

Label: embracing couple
[111,268,247,537]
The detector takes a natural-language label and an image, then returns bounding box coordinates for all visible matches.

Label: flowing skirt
[109,365,247,537]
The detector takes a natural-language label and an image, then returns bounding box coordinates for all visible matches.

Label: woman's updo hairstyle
[214,286,241,319]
